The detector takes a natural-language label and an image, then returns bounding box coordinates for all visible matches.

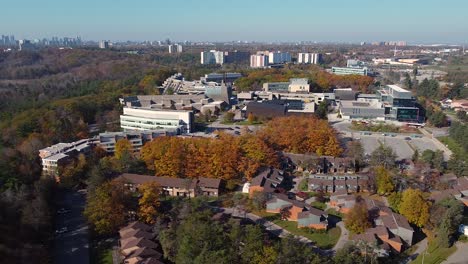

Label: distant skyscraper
[99,40,109,49]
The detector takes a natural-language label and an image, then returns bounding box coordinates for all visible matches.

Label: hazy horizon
[2,0,467,44]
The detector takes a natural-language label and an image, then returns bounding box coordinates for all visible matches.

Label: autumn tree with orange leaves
[259,116,343,156]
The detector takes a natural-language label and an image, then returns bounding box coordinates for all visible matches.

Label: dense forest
[0,48,199,263]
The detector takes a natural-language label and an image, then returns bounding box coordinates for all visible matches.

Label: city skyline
[1,0,468,44]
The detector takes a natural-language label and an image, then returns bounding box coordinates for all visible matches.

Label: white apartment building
[120,107,194,133]
[298,53,322,64]
[268,51,291,64]
[250,54,269,68]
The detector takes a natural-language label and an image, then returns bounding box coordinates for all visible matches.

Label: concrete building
[168,44,183,53]
[201,72,242,83]
[298,53,322,64]
[39,139,92,176]
[339,100,386,120]
[91,130,174,154]
[224,50,250,64]
[331,66,368,76]
[377,85,420,122]
[268,51,292,64]
[201,50,224,65]
[288,78,310,93]
[120,107,194,133]
[337,85,420,122]
[250,54,269,68]
[347,59,366,68]
[263,82,290,92]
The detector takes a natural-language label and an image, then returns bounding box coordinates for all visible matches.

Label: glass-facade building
[377,85,420,122]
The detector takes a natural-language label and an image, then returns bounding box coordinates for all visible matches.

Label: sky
[1,0,467,43]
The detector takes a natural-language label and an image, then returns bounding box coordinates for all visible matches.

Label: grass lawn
[272,219,341,249]
[91,239,114,264]
[438,136,466,158]
[410,241,457,264]
[325,208,343,218]
[310,201,327,210]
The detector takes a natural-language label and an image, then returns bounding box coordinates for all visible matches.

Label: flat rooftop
[341,100,382,109]
[386,85,410,93]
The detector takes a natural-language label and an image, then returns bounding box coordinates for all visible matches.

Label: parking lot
[332,120,450,160]
[359,135,441,160]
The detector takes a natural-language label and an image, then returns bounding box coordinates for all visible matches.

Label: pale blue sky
[1,0,467,43]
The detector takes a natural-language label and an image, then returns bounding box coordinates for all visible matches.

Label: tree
[252,246,278,264]
[399,188,431,227]
[138,181,162,224]
[375,166,394,195]
[251,191,268,210]
[369,144,397,169]
[412,149,419,162]
[345,141,364,171]
[344,197,371,234]
[115,138,133,160]
[387,192,402,213]
[84,180,132,235]
[334,243,369,264]
[316,101,328,120]
[280,206,292,220]
[223,111,235,123]
[247,112,256,124]
[433,198,464,248]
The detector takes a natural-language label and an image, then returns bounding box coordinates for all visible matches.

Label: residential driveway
[442,241,468,264]
[332,221,349,252]
[53,190,89,264]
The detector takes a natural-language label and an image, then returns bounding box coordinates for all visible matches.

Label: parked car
[57,208,70,214]
[55,227,68,235]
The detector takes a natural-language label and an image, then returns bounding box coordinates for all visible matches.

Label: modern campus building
[262,78,310,93]
[91,130,175,154]
[298,53,322,64]
[377,85,420,122]
[39,139,92,176]
[331,66,369,76]
[288,78,310,92]
[120,107,194,134]
[338,85,420,122]
[200,72,242,83]
[262,82,290,92]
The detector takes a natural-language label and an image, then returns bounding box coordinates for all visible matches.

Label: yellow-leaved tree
[138,181,161,224]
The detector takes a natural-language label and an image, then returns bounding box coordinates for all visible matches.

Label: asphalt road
[53,190,90,264]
